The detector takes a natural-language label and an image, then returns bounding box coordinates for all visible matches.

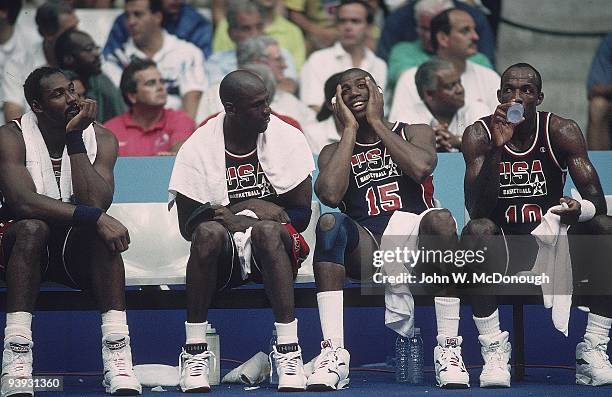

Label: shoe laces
[272,349,302,376]
[180,350,214,377]
[441,346,463,369]
[314,348,338,372]
[107,349,132,376]
[585,343,612,369]
[482,342,509,370]
[5,351,32,377]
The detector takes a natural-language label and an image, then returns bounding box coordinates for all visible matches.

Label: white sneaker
[1,336,34,397]
[306,340,350,391]
[433,335,469,388]
[479,331,511,388]
[179,343,214,393]
[101,335,142,395]
[576,334,612,386]
[272,343,306,391]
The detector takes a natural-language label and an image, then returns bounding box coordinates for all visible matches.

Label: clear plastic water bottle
[206,324,221,385]
[407,328,424,384]
[396,328,424,384]
[395,334,409,382]
[269,329,278,385]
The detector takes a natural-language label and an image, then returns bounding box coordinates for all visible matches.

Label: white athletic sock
[317,291,344,347]
[101,310,128,337]
[435,297,460,338]
[5,311,33,341]
[585,313,612,339]
[185,321,208,345]
[275,319,298,345]
[473,309,502,337]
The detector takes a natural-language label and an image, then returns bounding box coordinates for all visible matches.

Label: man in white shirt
[206,0,299,89]
[197,36,315,128]
[299,0,387,113]
[103,0,207,120]
[390,8,498,122]
[1,1,79,122]
[408,57,489,152]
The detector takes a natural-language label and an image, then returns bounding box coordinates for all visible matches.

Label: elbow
[314,182,341,208]
[416,154,437,183]
[317,192,341,209]
[413,161,436,184]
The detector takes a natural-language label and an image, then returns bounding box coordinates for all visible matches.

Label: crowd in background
[0,0,609,155]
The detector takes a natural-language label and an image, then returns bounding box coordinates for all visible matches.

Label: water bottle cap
[206,323,216,334]
[414,328,420,336]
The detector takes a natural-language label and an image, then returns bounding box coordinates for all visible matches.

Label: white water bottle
[206,324,220,385]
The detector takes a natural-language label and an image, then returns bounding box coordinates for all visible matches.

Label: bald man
[168,70,315,393]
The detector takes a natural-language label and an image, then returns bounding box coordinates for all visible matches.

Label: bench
[2,154,612,379]
[0,201,546,380]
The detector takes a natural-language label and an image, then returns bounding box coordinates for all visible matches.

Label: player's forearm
[374,123,436,183]
[315,134,355,207]
[466,149,502,218]
[10,192,77,224]
[69,154,114,209]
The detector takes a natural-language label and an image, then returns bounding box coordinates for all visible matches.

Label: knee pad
[313,213,359,265]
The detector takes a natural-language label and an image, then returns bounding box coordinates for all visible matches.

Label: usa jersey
[340,122,435,236]
[225,148,279,206]
[478,111,567,234]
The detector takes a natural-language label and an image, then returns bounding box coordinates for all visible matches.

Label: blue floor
[37,367,612,397]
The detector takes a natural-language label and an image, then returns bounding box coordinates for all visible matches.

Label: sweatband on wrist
[66,130,86,155]
[285,206,312,232]
[578,199,596,222]
[72,205,103,226]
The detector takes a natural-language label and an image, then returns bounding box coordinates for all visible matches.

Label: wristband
[578,199,596,222]
[72,204,103,226]
[66,130,86,155]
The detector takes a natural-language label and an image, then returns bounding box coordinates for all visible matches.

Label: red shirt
[105,108,195,156]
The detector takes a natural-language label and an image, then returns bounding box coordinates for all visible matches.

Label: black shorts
[500,228,540,276]
[0,221,83,289]
[216,227,265,291]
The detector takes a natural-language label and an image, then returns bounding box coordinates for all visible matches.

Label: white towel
[233,210,258,280]
[381,208,442,337]
[18,111,97,202]
[530,205,572,336]
[167,112,314,208]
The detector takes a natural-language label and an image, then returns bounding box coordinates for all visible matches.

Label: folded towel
[381,208,442,337]
[221,352,270,385]
[233,210,258,280]
[133,364,179,387]
[168,112,314,209]
[18,111,97,202]
[530,204,572,336]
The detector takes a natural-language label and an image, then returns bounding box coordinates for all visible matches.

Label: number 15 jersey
[339,122,435,236]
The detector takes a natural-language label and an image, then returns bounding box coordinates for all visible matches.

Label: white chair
[107,201,321,286]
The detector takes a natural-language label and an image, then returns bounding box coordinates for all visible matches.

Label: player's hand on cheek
[333,84,358,132]
[364,77,383,124]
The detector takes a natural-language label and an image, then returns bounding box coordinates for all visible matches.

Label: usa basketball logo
[498,159,547,198]
[350,148,401,188]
